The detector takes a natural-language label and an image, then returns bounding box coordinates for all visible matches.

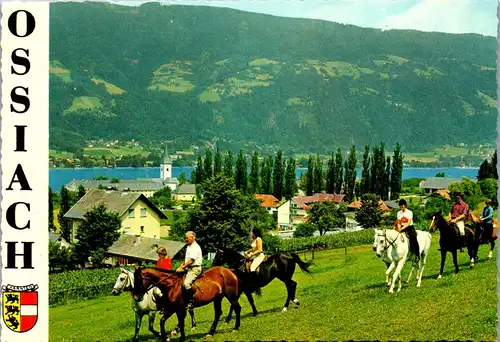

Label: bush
[293,222,315,238]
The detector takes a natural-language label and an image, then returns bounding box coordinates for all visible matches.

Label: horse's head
[112,267,133,295]
[212,248,243,268]
[132,268,178,302]
[429,210,444,233]
[211,249,225,266]
[372,229,387,258]
[132,268,147,302]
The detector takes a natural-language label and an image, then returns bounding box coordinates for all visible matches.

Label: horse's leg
[224,302,234,325]
[245,290,258,315]
[132,311,143,342]
[405,264,414,284]
[468,236,475,268]
[417,251,428,287]
[452,249,459,274]
[389,258,405,294]
[174,310,186,342]
[147,311,160,337]
[232,298,242,332]
[289,279,300,306]
[489,240,495,260]
[188,308,196,331]
[281,280,293,312]
[438,249,447,279]
[207,298,223,337]
[160,310,175,342]
[385,262,396,287]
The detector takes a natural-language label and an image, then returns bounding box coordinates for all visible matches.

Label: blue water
[49,166,479,191]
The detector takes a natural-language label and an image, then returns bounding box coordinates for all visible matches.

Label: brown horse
[132,266,241,341]
[466,213,497,260]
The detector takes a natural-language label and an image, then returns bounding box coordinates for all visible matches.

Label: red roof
[254,194,281,208]
[348,199,390,211]
[292,193,346,210]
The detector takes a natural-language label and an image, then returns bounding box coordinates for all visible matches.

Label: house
[419,177,463,194]
[105,235,186,266]
[65,145,179,197]
[49,232,71,248]
[63,189,169,242]
[277,200,291,231]
[173,184,197,202]
[254,194,281,214]
[347,200,390,212]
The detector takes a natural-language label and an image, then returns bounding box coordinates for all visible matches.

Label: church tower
[160,145,172,181]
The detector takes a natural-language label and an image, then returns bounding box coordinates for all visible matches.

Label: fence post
[345,247,347,255]
[312,249,315,260]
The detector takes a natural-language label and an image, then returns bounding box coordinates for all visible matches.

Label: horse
[111,268,196,341]
[372,228,432,294]
[132,266,241,341]
[211,248,313,323]
[466,212,497,260]
[429,211,476,278]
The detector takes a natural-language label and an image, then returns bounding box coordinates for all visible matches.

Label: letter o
[8,10,35,38]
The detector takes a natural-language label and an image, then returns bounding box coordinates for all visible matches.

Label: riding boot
[183,287,195,310]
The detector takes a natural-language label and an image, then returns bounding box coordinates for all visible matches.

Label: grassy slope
[49,236,497,341]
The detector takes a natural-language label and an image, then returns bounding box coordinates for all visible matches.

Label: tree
[49,242,76,272]
[355,193,383,228]
[314,153,323,194]
[178,172,188,185]
[72,202,121,267]
[390,143,403,200]
[477,159,491,180]
[293,222,315,237]
[260,156,272,194]
[449,178,484,210]
[384,156,391,200]
[195,155,204,184]
[49,187,55,232]
[235,149,248,193]
[77,184,86,200]
[178,174,274,252]
[306,155,314,196]
[308,201,347,235]
[491,149,498,179]
[150,186,174,209]
[58,186,73,242]
[361,144,370,195]
[435,172,445,177]
[213,149,223,176]
[223,150,234,179]
[204,149,213,180]
[284,157,297,200]
[326,151,335,194]
[249,151,260,194]
[344,145,357,201]
[273,151,284,200]
[334,149,343,194]
[479,178,498,201]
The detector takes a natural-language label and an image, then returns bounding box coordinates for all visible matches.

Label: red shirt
[156,257,172,270]
[451,201,469,219]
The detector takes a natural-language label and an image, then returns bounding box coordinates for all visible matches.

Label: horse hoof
[204,334,213,339]
[191,327,196,332]
[170,331,177,337]
[293,299,300,306]
[282,307,288,312]
[232,329,238,333]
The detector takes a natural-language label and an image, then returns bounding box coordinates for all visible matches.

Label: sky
[113,0,499,37]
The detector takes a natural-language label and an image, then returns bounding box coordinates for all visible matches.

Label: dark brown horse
[212,248,313,324]
[132,266,241,341]
[466,212,497,261]
[429,211,476,278]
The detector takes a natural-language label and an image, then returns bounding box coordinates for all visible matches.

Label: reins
[378,230,400,254]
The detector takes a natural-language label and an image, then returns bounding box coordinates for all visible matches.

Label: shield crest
[2,284,38,333]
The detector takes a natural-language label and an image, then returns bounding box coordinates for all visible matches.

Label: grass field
[49,236,497,341]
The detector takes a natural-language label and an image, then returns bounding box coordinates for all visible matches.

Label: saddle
[244,255,269,273]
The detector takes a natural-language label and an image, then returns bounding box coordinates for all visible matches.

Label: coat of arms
[2,284,38,333]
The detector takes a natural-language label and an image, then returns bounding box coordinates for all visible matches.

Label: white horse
[372,229,432,293]
[111,268,196,341]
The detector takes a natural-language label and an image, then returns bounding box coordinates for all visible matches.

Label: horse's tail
[290,253,313,274]
[220,267,239,298]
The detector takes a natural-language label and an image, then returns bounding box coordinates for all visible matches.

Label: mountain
[49,2,497,154]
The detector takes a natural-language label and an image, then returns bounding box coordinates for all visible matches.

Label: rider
[155,247,172,270]
[479,199,494,242]
[449,193,469,251]
[395,199,419,263]
[244,227,265,278]
[176,231,203,310]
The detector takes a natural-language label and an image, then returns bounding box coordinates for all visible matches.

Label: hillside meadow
[49,235,497,341]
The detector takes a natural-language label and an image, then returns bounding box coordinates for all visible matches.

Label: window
[141,208,147,217]
[128,208,135,218]
[140,226,145,234]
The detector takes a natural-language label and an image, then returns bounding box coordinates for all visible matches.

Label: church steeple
[160,144,172,181]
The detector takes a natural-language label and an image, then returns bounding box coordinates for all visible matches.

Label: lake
[49,166,479,191]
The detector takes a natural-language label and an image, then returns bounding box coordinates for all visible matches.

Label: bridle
[113,270,133,293]
[377,230,400,254]
[134,270,178,301]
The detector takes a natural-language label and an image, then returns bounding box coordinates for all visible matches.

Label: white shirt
[185,241,203,266]
[397,209,413,226]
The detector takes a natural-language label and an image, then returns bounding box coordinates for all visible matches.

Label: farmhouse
[419,176,463,194]
[254,194,281,214]
[173,183,197,201]
[63,189,169,242]
[105,234,186,266]
[64,145,179,197]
